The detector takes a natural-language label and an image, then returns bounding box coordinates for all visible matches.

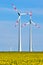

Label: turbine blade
[15,17,20,27]
[22,22,30,27]
[12,3,20,13]
[15,20,19,27]
[31,21,40,28]
[29,11,32,16]
[25,11,32,15]
[21,12,29,15]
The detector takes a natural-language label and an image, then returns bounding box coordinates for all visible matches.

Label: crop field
[0,52,43,65]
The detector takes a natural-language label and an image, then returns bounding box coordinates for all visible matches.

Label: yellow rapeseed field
[0,52,43,65]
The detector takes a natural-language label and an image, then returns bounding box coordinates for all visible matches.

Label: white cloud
[0,7,14,12]
[0,7,43,15]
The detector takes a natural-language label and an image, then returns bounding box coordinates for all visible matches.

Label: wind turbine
[22,11,40,52]
[12,4,29,52]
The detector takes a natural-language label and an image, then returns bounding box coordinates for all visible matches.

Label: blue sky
[0,0,43,51]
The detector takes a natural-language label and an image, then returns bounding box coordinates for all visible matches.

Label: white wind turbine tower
[12,4,28,52]
[22,11,40,52]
